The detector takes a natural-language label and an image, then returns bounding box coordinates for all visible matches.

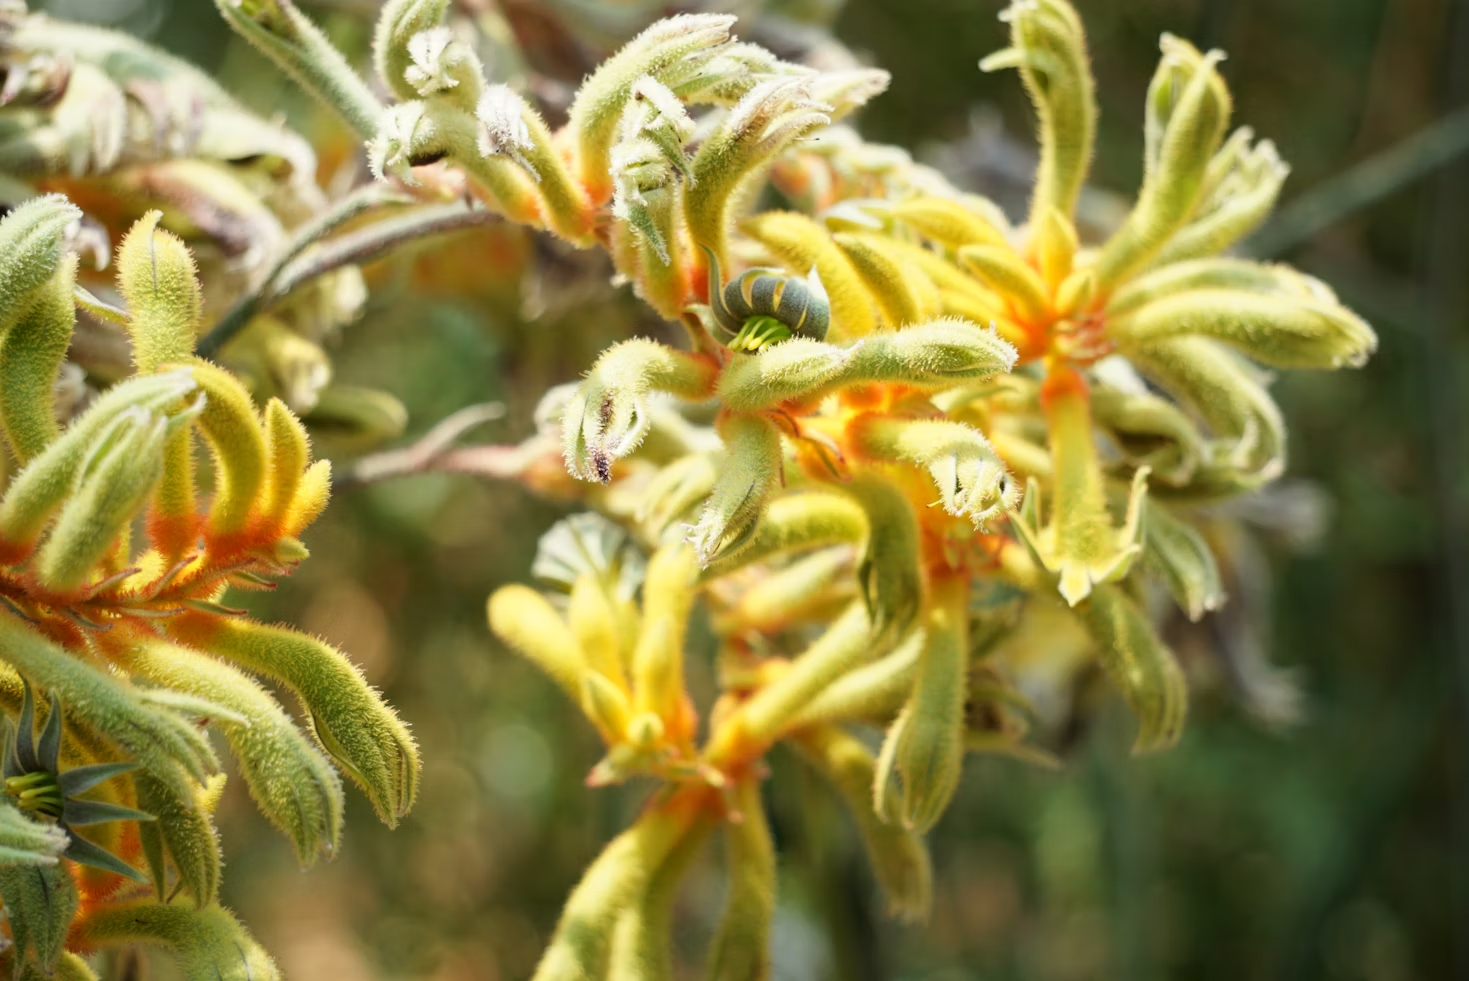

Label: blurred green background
[38,0,1469,978]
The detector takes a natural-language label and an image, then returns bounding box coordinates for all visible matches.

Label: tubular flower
[0,203,417,979]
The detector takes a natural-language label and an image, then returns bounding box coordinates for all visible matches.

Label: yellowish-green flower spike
[633,543,698,726]
[606,816,712,981]
[1155,132,1289,264]
[1110,287,1378,370]
[687,413,784,565]
[886,196,1010,251]
[1012,367,1146,606]
[875,575,968,833]
[1090,384,1204,486]
[135,771,223,909]
[686,78,833,266]
[845,475,923,644]
[372,0,449,102]
[174,359,268,539]
[789,628,924,730]
[981,0,1096,225]
[791,724,932,922]
[116,212,201,374]
[958,244,1052,325]
[118,638,344,865]
[832,232,936,329]
[1072,583,1188,753]
[0,195,80,336]
[852,415,1019,528]
[532,798,705,981]
[706,778,775,981]
[1092,35,1232,293]
[80,901,280,981]
[565,14,736,203]
[0,614,220,799]
[700,492,867,579]
[581,670,635,745]
[1140,496,1225,621]
[639,453,719,536]
[0,254,76,464]
[1124,336,1285,489]
[0,860,76,976]
[34,404,176,594]
[562,340,718,483]
[569,575,631,693]
[216,0,383,140]
[171,615,419,825]
[488,585,586,702]
[0,371,196,563]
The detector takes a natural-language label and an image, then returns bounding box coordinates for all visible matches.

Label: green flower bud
[0,254,76,464]
[1156,131,1289,264]
[0,613,220,800]
[874,576,968,833]
[172,616,419,826]
[1139,496,1225,621]
[834,230,938,327]
[116,211,201,374]
[1110,288,1377,370]
[118,638,344,866]
[565,13,736,202]
[1126,336,1285,493]
[716,546,856,635]
[80,901,279,981]
[686,413,783,565]
[0,194,80,334]
[716,338,852,412]
[846,475,923,644]
[982,0,1095,224]
[1092,35,1231,291]
[837,318,1019,390]
[185,359,269,538]
[789,626,923,730]
[706,602,874,764]
[1105,257,1305,317]
[34,405,172,594]
[135,771,222,909]
[562,340,718,482]
[0,371,194,561]
[791,724,932,922]
[699,492,866,579]
[686,77,832,265]
[1072,582,1188,753]
[1090,384,1205,486]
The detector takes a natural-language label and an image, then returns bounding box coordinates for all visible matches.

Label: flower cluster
[0,197,416,978]
[0,0,1378,977]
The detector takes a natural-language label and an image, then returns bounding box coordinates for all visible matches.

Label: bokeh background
[36,0,1469,978]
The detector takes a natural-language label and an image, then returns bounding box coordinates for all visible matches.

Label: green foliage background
[45,0,1466,977]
